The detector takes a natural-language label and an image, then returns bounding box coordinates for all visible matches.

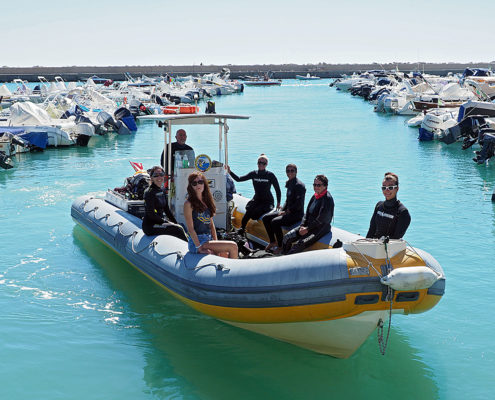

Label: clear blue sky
[3,0,495,67]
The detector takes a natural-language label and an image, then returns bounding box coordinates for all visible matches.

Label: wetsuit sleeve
[270,173,281,205]
[163,198,178,224]
[230,170,254,182]
[144,189,164,225]
[287,182,305,215]
[391,207,411,239]
[307,195,334,232]
[366,203,379,238]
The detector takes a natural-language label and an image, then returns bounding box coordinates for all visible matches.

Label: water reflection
[73,226,439,399]
[0,130,138,182]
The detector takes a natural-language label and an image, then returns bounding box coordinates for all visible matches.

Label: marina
[0,71,245,170]
[2,79,494,398]
[332,68,495,166]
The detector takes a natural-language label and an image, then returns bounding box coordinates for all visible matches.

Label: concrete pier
[0,62,492,82]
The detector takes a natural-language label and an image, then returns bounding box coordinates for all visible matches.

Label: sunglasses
[313,183,323,187]
[382,185,398,191]
[286,169,296,173]
[258,161,267,165]
[191,180,204,186]
[152,172,165,177]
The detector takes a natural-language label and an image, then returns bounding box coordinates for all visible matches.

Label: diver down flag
[129,161,144,172]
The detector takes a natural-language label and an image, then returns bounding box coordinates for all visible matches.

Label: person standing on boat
[160,129,194,174]
[282,174,334,255]
[142,166,188,241]
[366,172,411,239]
[184,171,238,258]
[262,163,306,252]
[227,154,281,235]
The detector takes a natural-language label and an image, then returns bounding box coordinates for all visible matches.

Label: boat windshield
[174,149,195,168]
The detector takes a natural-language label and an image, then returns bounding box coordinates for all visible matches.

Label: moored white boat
[296,74,321,80]
[243,80,281,87]
[419,108,459,141]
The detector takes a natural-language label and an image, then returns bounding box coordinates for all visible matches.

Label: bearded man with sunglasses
[366,172,411,240]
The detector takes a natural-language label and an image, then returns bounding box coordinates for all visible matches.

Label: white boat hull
[224,310,389,358]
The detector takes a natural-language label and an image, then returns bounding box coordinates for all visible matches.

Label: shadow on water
[73,226,439,400]
[0,167,16,185]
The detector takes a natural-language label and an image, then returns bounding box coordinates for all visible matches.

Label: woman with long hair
[184,171,238,258]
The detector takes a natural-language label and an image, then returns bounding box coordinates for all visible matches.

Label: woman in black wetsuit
[228,154,281,235]
[282,174,334,255]
[142,166,188,241]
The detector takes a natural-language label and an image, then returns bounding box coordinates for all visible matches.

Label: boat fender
[380,266,439,291]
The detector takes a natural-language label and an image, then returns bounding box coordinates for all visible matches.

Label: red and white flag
[129,161,144,172]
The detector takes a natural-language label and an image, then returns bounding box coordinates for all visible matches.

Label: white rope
[348,240,384,278]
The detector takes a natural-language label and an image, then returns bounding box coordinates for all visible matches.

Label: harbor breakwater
[0,62,493,82]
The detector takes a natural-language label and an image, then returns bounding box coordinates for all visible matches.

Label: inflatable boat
[71,114,446,358]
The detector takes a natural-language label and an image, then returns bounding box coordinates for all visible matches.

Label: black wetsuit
[230,169,281,230]
[282,190,334,254]
[142,183,187,240]
[366,198,411,239]
[262,177,306,246]
[160,142,194,174]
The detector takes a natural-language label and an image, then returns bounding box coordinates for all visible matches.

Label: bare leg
[202,241,239,259]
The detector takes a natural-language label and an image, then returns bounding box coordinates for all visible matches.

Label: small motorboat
[243,72,281,86]
[243,80,282,87]
[0,102,94,146]
[71,113,446,358]
[418,108,459,141]
[88,75,112,85]
[296,73,321,80]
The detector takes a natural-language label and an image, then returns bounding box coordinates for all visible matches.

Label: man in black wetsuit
[160,129,194,174]
[228,154,281,234]
[366,172,411,239]
[282,174,334,255]
[262,163,306,252]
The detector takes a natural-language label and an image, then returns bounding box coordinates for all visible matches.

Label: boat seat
[254,212,333,250]
[255,210,301,232]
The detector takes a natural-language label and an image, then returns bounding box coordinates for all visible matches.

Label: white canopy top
[139,113,250,177]
[137,113,249,125]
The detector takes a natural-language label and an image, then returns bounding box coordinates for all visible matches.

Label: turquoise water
[1,81,494,399]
